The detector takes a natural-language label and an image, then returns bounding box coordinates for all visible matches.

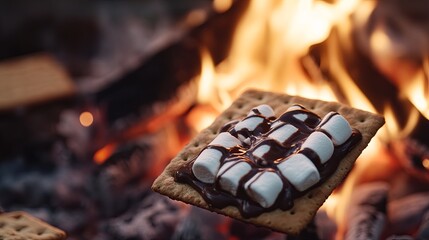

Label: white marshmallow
[286,105,305,112]
[319,112,352,146]
[268,124,298,144]
[277,154,320,191]
[285,105,308,121]
[247,104,275,118]
[209,132,241,148]
[294,113,308,121]
[270,120,283,129]
[192,148,224,183]
[217,161,252,196]
[301,131,334,164]
[234,116,264,132]
[242,137,251,145]
[244,171,283,208]
[252,144,271,159]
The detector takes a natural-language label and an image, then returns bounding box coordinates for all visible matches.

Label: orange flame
[191,0,368,130]
[402,56,429,119]
[189,0,429,236]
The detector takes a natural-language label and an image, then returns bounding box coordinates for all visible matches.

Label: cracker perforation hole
[290,210,296,215]
[14,225,27,232]
[307,194,313,199]
[0,222,5,228]
[359,118,366,123]
[37,228,46,235]
[193,142,200,148]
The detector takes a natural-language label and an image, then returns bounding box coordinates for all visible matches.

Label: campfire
[1,0,429,239]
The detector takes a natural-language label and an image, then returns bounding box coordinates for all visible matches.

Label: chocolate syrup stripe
[317,112,337,128]
[278,109,321,128]
[175,107,362,218]
[293,130,362,197]
[228,115,271,140]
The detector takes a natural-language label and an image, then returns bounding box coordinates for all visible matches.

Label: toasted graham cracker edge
[0,211,66,240]
[152,89,385,235]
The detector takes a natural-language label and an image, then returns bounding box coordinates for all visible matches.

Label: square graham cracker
[152,89,385,235]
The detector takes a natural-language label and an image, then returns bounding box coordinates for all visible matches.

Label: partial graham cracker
[152,89,385,235]
[0,53,75,111]
[0,211,66,240]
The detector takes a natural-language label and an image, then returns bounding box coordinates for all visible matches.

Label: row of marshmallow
[236,105,351,146]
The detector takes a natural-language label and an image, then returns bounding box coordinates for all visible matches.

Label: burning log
[344,182,389,240]
[287,219,320,240]
[314,209,337,240]
[94,145,151,218]
[385,236,413,240]
[97,193,184,240]
[172,207,230,240]
[171,214,203,240]
[388,192,429,235]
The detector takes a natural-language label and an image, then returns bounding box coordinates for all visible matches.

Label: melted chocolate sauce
[175,106,362,218]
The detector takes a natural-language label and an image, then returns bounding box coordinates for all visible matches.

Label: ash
[0,139,184,240]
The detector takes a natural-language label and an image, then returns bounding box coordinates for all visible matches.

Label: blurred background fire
[0,0,429,239]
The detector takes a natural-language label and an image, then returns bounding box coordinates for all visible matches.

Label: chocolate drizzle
[175,105,362,218]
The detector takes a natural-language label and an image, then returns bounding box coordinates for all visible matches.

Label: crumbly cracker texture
[152,89,385,235]
[0,211,66,240]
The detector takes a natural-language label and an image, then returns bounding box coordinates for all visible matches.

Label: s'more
[152,89,385,235]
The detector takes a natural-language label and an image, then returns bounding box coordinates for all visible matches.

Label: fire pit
[1,0,429,239]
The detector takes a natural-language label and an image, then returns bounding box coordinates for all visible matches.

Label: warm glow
[188,0,429,236]
[213,0,233,13]
[79,111,94,127]
[186,104,218,132]
[424,158,429,170]
[170,1,429,239]
[195,0,361,114]
[197,47,217,106]
[382,103,420,141]
[185,9,208,27]
[402,57,429,119]
[191,0,386,134]
[320,193,339,217]
[370,25,393,59]
[93,143,117,165]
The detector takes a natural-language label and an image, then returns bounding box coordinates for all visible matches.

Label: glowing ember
[93,143,117,165]
[424,158,429,170]
[79,111,94,127]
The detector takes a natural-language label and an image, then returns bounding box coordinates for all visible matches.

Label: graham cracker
[0,53,75,111]
[0,211,66,240]
[152,89,385,235]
